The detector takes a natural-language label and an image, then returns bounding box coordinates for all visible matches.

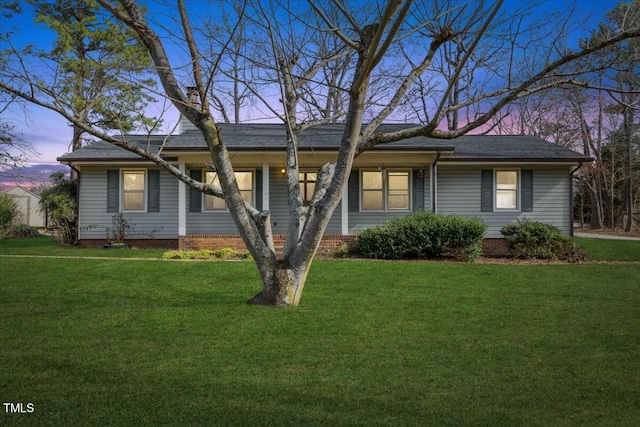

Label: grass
[2,234,638,262]
[0,235,166,258]
[575,237,640,261]
[1,237,639,425]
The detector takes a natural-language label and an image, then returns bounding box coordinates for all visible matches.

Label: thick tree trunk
[588,184,603,229]
[623,107,633,232]
[70,124,84,180]
[247,261,309,306]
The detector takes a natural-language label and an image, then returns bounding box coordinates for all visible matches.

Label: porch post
[178,163,186,236]
[341,184,349,235]
[262,163,270,211]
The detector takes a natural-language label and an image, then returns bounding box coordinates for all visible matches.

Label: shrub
[39,172,77,245]
[0,193,19,231]
[354,226,395,260]
[161,248,251,261]
[5,223,40,238]
[333,242,352,258]
[355,212,486,261]
[162,250,213,260]
[214,247,237,260]
[500,219,586,262]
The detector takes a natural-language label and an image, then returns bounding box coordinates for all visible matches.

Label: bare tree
[604,1,640,231]
[569,88,606,229]
[0,1,37,178]
[198,2,253,123]
[0,116,36,179]
[571,0,640,230]
[2,0,640,305]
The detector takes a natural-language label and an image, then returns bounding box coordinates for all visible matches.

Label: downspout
[69,164,81,245]
[569,163,583,238]
[431,152,441,213]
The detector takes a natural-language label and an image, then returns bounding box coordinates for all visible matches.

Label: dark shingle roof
[58,136,166,161]
[165,123,455,150]
[58,123,591,162]
[434,135,589,161]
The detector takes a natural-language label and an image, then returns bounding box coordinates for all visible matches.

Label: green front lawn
[3,234,640,262]
[1,242,639,425]
[575,236,640,261]
[0,235,166,258]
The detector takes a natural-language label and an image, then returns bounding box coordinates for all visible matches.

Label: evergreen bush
[500,219,586,262]
[0,193,19,232]
[355,212,486,261]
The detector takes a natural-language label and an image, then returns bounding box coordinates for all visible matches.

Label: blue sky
[1,0,624,166]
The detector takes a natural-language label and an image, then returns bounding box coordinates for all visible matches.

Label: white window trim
[494,168,520,212]
[120,169,147,213]
[203,169,256,212]
[359,169,412,212]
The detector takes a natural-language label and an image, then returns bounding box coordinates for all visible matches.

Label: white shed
[1,186,46,228]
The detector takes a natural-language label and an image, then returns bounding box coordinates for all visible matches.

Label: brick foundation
[481,238,510,257]
[77,235,509,257]
[179,234,357,255]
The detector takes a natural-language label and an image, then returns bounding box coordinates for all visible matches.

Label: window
[495,170,518,210]
[204,170,253,210]
[122,170,145,211]
[361,170,410,211]
[299,172,317,206]
[387,172,410,210]
[107,169,159,213]
[482,169,532,213]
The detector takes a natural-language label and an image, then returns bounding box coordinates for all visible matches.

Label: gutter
[161,146,458,153]
[438,157,592,163]
[69,164,81,245]
[569,163,583,238]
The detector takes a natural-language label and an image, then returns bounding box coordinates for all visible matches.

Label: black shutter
[107,170,119,213]
[521,170,533,212]
[189,169,202,213]
[412,169,425,211]
[481,170,493,212]
[147,170,160,212]
[255,169,263,211]
[348,170,359,212]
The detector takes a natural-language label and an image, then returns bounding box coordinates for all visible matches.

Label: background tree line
[489,1,640,231]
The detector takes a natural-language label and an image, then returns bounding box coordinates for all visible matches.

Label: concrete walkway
[574,232,640,241]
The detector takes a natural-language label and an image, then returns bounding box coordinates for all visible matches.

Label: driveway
[574,232,640,241]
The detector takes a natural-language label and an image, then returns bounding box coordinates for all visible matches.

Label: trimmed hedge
[500,219,586,262]
[354,212,487,261]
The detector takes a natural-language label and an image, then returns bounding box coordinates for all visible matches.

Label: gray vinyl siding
[186,194,238,234]
[269,168,290,235]
[437,165,571,237]
[78,168,179,239]
[80,164,570,241]
[348,170,429,233]
[269,169,342,235]
[186,209,238,234]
